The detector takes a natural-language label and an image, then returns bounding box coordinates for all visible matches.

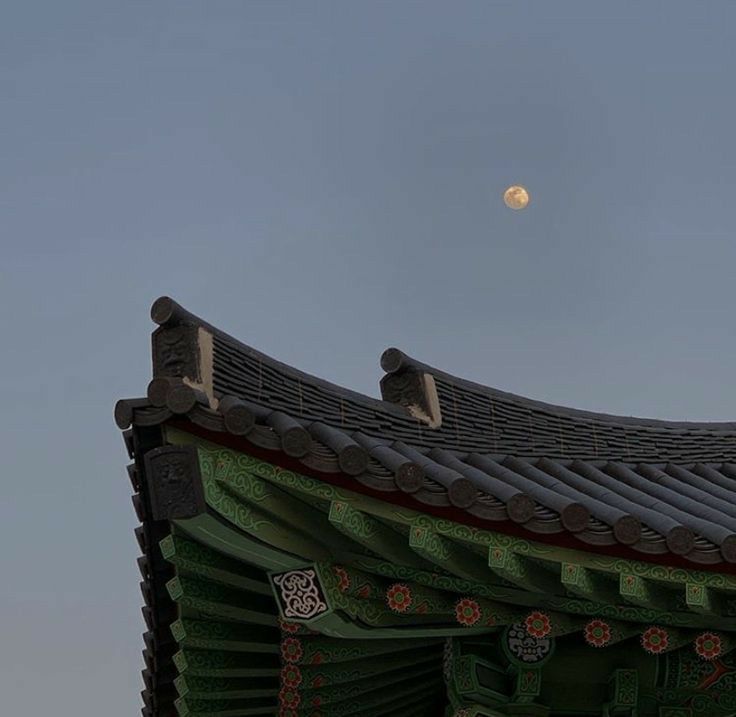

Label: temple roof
[116,296,736,567]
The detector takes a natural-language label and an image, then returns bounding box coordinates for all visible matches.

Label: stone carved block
[152,325,200,380]
[144,445,205,521]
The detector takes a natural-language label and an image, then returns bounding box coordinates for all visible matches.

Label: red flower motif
[310,651,324,665]
[525,611,552,638]
[279,618,300,634]
[455,598,481,627]
[386,583,413,613]
[278,686,300,709]
[695,632,723,660]
[281,637,303,664]
[334,566,350,593]
[584,619,612,648]
[641,626,669,654]
[280,664,302,688]
[311,675,325,689]
[311,696,323,707]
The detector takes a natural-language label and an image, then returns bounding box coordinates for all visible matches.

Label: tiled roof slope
[115,297,736,566]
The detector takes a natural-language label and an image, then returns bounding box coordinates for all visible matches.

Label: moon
[503,185,530,210]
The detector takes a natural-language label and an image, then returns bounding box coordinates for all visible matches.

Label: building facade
[116,297,736,717]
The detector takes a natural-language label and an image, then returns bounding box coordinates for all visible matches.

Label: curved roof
[116,297,736,567]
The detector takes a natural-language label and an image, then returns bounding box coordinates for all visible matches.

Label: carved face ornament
[506,623,552,664]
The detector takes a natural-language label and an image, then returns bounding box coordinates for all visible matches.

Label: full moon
[503,185,530,210]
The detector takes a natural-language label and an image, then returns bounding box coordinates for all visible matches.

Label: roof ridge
[379,346,736,433]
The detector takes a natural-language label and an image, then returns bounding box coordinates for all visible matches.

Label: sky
[2,1,736,714]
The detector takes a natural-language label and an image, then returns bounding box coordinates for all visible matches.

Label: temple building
[116,297,736,717]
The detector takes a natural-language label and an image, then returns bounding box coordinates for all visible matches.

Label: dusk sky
[3,2,736,714]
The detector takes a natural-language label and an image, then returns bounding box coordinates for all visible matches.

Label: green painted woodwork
[657,647,736,716]
[175,514,304,572]
[173,649,280,678]
[169,619,279,653]
[160,525,449,716]
[168,427,736,592]
[561,563,620,604]
[286,634,440,664]
[619,573,681,612]
[213,453,364,560]
[169,429,736,636]
[487,544,560,595]
[160,533,273,595]
[174,674,278,701]
[410,524,497,582]
[512,666,543,703]
[588,618,641,647]
[166,574,278,626]
[156,428,736,716]
[328,500,432,569]
[603,668,638,716]
[684,583,727,615]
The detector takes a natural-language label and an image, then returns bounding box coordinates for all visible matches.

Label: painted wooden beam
[560,563,619,605]
[619,573,679,612]
[639,626,692,655]
[166,575,278,627]
[487,543,560,595]
[170,618,279,654]
[215,468,362,560]
[328,500,432,569]
[160,533,273,595]
[409,524,497,583]
[685,583,726,616]
[581,618,640,648]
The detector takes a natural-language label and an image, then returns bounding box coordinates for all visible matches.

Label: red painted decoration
[695,632,723,660]
[279,618,300,634]
[455,598,481,627]
[386,583,413,612]
[584,619,612,648]
[280,664,302,688]
[333,565,351,593]
[278,686,300,709]
[641,626,669,654]
[525,611,552,638]
[281,637,303,663]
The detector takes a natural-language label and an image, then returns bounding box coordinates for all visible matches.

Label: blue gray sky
[2,2,736,713]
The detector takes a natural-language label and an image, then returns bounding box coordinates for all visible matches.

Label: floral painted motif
[281,637,303,663]
[281,664,302,688]
[333,565,350,593]
[386,583,413,613]
[278,686,300,709]
[641,626,669,654]
[584,619,612,648]
[695,632,723,660]
[279,618,300,634]
[455,598,481,627]
[525,611,552,638]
